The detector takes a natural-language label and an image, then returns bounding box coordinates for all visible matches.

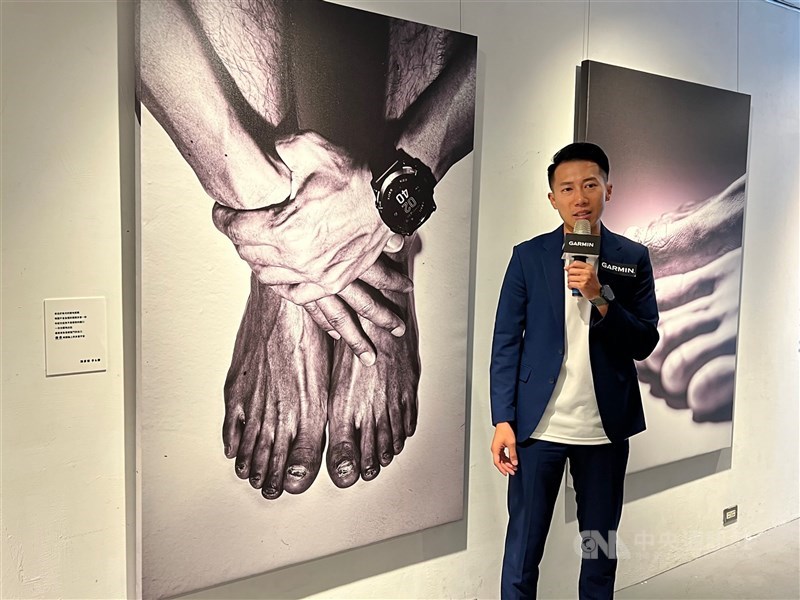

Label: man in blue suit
[490,143,659,599]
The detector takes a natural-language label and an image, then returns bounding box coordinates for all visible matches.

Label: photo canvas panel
[576,60,749,473]
[136,2,477,597]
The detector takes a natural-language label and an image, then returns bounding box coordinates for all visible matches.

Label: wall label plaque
[44,297,107,376]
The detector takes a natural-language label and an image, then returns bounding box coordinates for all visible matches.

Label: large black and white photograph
[576,60,749,473]
[136,1,477,597]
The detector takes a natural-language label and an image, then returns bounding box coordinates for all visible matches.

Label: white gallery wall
[1,1,797,598]
[1,2,129,599]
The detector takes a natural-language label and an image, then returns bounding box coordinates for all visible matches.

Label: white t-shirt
[531,256,610,445]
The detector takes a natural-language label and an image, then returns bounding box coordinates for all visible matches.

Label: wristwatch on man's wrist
[589,284,615,307]
[370,149,436,236]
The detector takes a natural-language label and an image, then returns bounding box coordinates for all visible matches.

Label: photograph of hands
[137,1,476,596]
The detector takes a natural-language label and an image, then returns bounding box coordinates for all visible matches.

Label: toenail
[262,486,279,499]
[336,460,354,477]
[286,465,307,479]
[250,474,261,484]
[224,444,231,456]
[364,466,377,479]
[236,462,247,473]
[381,452,392,462]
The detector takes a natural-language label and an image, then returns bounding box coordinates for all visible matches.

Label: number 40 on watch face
[395,188,418,213]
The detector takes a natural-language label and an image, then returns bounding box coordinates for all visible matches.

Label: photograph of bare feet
[137,1,476,596]
[222,276,330,498]
[576,60,749,474]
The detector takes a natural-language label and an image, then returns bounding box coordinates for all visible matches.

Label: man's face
[548,160,612,234]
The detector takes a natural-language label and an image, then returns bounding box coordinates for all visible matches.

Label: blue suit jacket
[490,224,659,443]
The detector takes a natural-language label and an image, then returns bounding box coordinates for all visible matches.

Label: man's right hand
[491,422,518,476]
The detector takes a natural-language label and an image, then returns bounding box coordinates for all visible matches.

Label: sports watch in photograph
[370,149,437,236]
[589,284,615,307]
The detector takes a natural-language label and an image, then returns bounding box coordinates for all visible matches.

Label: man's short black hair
[547,142,610,189]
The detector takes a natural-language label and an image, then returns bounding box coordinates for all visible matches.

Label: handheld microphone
[563,219,600,297]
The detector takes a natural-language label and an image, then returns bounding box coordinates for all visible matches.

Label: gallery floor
[617,518,799,599]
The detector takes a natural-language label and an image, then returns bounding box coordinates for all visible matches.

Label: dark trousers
[500,438,630,600]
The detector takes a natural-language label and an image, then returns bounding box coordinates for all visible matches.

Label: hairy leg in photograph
[322,22,473,486]
[138,0,291,209]
[209,9,477,353]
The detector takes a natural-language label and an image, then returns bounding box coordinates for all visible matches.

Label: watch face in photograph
[377,167,436,235]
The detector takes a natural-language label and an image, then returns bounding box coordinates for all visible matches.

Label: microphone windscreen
[574,219,591,235]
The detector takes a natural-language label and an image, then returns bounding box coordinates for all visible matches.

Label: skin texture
[186,0,291,129]
[139,0,407,348]
[326,245,420,488]
[139,1,476,346]
[384,20,454,122]
[137,0,290,210]
[211,132,395,304]
[394,33,478,183]
[223,255,420,498]
[223,275,330,499]
[208,19,477,308]
[299,257,412,366]
[624,176,745,279]
[139,0,477,496]
[625,177,745,422]
[638,248,741,421]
